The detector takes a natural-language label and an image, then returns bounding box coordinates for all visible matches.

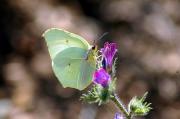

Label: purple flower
[114,112,124,119]
[93,68,111,88]
[101,42,118,69]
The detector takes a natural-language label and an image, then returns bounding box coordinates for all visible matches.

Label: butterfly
[43,28,96,90]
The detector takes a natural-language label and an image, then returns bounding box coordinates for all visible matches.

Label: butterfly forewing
[43,28,91,59]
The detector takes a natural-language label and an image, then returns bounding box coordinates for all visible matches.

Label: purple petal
[93,68,111,87]
[114,112,124,119]
[101,42,118,68]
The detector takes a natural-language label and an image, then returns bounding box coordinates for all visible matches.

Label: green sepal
[80,79,116,106]
[128,92,152,116]
[112,58,118,78]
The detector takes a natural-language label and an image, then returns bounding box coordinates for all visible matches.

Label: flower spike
[101,42,118,70]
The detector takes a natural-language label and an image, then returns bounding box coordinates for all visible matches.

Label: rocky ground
[0,0,180,119]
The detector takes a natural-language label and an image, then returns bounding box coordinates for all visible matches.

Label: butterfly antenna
[93,32,109,45]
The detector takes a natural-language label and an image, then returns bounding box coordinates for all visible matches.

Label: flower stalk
[111,93,131,119]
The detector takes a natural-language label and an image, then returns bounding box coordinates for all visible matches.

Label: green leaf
[81,80,116,106]
[112,58,118,78]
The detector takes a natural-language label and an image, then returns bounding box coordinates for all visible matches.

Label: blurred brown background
[0,0,180,119]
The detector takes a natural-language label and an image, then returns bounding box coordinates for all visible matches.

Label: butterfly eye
[92,46,96,50]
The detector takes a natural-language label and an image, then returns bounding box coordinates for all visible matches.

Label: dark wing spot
[66,40,69,43]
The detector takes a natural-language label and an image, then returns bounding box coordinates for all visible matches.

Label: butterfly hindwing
[53,47,95,90]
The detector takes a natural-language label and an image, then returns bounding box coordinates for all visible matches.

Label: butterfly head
[91,45,98,54]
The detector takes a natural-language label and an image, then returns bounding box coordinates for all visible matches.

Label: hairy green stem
[111,93,131,119]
